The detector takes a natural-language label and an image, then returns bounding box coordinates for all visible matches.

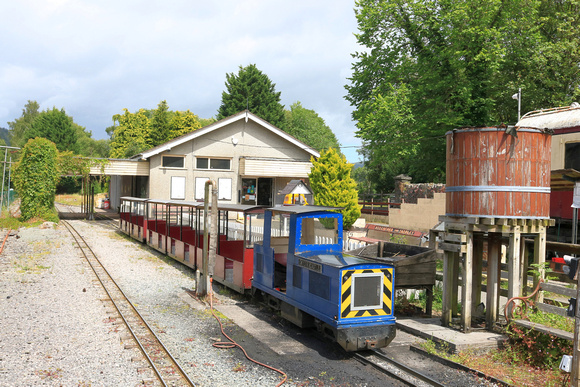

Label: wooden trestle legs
[437,217,552,332]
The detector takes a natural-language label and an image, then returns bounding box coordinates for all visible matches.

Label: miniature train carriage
[145,200,264,293]
[146,199,172,254]
[208,204,264,292]
[119,197,147,242]
[252,206,396,351]
[165,201,202,268]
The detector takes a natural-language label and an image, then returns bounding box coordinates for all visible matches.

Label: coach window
[162,156,185,169]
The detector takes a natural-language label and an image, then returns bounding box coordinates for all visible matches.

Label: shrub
[309,148,361,229]
[506,322,573,369]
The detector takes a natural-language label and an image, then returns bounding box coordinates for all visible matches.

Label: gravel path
[0,221,283,386]
[0,223,142,386]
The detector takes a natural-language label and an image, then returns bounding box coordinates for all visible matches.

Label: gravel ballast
[0,221,282,386]
[0,224,142,386]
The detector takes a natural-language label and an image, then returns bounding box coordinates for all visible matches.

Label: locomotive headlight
[351,272,383,310]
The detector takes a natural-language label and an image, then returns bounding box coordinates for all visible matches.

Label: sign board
[298,258,322,273]
[573,182,580,209]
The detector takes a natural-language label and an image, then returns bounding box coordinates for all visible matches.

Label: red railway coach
[165,200,202,267]
[119,197,147,242]
[162,201,264,292]
[121,198,265,293]
[146,199,172,254]
[208,203,264,292]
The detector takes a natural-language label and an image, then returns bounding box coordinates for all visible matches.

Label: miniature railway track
[353,350,445,387]
[61,220,195,387]
[92,211,120,229]
[55,202,119,229]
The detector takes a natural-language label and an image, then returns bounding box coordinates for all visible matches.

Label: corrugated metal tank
[446,127,552,219]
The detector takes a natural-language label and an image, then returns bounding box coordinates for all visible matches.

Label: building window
[163,156,184,168]
[241,178,256,205]
[196,157,231,170]
[218,178,232,200]
[171,176,186,200]
[565,143,580,171]
[195,177,210,200]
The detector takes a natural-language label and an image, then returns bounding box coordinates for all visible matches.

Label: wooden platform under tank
[348,242,438,316]
[433,215,552,332]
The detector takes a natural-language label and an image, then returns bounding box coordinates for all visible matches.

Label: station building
[91,110,319,210]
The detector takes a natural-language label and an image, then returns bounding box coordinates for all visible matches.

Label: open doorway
[257,178,273,206]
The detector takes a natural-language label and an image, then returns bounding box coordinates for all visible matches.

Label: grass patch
[419,340,567,386]
[525,308,573,332]
[0,212,55,229]
[55,193,107,207]
[14,253,52,274]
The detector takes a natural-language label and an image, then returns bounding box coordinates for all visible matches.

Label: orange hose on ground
[209,278,287,387]
[0,229,10,255]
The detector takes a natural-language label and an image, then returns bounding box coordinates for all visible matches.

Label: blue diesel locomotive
[252,206,396,351]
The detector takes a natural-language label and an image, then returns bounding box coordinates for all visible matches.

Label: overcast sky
[0,0,364,162]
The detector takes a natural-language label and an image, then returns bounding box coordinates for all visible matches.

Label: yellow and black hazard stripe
[340,268,393,319]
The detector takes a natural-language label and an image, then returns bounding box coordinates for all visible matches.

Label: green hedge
[13,138,60,221]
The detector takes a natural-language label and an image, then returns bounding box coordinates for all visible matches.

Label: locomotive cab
[252,206,396,351]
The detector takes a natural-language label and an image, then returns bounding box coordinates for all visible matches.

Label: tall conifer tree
[217,64,285,128]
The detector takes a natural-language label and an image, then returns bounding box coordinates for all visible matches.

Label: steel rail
[61,220,195,387]
[353,350,445,387]
[55,202,118,229]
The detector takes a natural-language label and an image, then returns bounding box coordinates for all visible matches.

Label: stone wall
[388,192,446,232]
[401,183,446,204]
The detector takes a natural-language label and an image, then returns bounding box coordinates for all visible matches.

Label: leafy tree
[70,122,109,158]
[109,108,152,158]
[309,148,361,229]
[199,117,216,127]
[283,102,341,152]
[13,138,60,221]
[217,64,285,128]
[169,110,203,139]
[9,101,106,157]
[8,100,40,148]
[346,0,580,189]
[0,128,10,146]
[351,163,371,195]
[109,103,205,158]
[355,83,418,191]
[24,107,79,153]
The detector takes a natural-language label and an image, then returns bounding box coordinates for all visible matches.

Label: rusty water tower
[437,126,554,331]
[446,127,551,218]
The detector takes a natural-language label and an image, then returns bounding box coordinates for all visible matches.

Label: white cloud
[0,0,363,161]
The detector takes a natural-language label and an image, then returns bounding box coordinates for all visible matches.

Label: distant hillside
[0,128,9,146]
[353,162,363,169]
